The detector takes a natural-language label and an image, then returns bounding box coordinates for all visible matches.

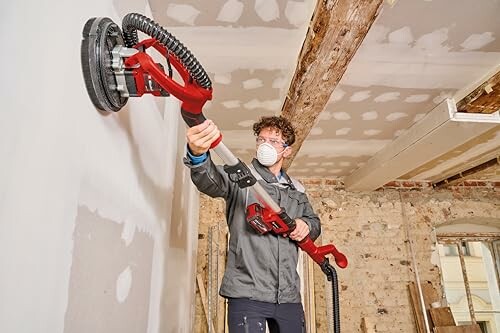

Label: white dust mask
[257,142,286,166]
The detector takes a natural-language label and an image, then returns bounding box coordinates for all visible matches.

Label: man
[184,116,321,333]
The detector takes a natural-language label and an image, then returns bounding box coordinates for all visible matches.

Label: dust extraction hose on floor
[329,266,341,333]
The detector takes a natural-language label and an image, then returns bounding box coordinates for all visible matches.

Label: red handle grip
[181,108,222,148]
[298,237,348,268]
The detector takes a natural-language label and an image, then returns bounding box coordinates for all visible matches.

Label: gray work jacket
[184,156,321,303]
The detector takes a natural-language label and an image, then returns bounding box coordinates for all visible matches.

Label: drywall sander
[81,13,220,146]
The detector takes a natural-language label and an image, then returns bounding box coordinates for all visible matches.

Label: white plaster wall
[0,1,199,332]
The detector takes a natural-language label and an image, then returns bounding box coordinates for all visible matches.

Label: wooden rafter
[457,70,500,114]
[281,0,384,168]
[433,156,500,188]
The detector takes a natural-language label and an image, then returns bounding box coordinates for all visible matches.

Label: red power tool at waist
[246,203,348,272]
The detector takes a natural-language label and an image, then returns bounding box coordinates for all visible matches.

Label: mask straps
[277,145,289,155]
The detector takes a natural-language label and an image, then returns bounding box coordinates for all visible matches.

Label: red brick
[325,179,339,186]
[301,178,322,185]
[414,181,431,188]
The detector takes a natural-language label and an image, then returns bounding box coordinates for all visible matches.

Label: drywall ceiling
[148,0,500,184]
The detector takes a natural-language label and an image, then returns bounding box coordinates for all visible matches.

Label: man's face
[256,127,286,150]
[255,127,291,163]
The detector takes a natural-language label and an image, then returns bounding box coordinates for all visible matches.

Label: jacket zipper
[277,235,280,304]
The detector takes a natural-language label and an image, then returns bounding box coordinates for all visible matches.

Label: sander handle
[298,237,348,269]
[180,108,222,148]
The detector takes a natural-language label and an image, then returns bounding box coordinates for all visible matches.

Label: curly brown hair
[253,116,296,146]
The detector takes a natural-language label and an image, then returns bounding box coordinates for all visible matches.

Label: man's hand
[186,119,221,156]
[289,218,310,242]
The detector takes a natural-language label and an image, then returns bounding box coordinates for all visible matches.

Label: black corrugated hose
[323,260,341,333]
[329,265,341,333]
[121,13,212,89]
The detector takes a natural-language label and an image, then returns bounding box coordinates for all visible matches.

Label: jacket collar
[250,158,296,190]
[251,158,281,183]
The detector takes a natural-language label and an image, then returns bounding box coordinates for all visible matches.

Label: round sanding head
[81,17,128,112]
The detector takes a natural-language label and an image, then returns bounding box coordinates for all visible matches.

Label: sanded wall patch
[64,206,154,333]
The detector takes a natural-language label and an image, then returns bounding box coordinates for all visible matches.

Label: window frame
[437,232,500,325]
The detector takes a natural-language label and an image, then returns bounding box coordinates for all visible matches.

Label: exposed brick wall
[194,180,500,333]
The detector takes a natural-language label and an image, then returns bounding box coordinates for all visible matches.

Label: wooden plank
[408,282,426,333]
[281,0,383,168]
[429,307,455,327]
[217,230,229,333]
[491,240,500,294]
[434,324,482,333]
[457,243,477,323]
[361,317,377,333]
[304,256,316,333]
[408,281,441,333]
[421,281,440,309]
[197,274,216,333]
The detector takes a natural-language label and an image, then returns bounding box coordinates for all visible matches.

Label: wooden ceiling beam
[456,70,500,114]
[281,0,383,168]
